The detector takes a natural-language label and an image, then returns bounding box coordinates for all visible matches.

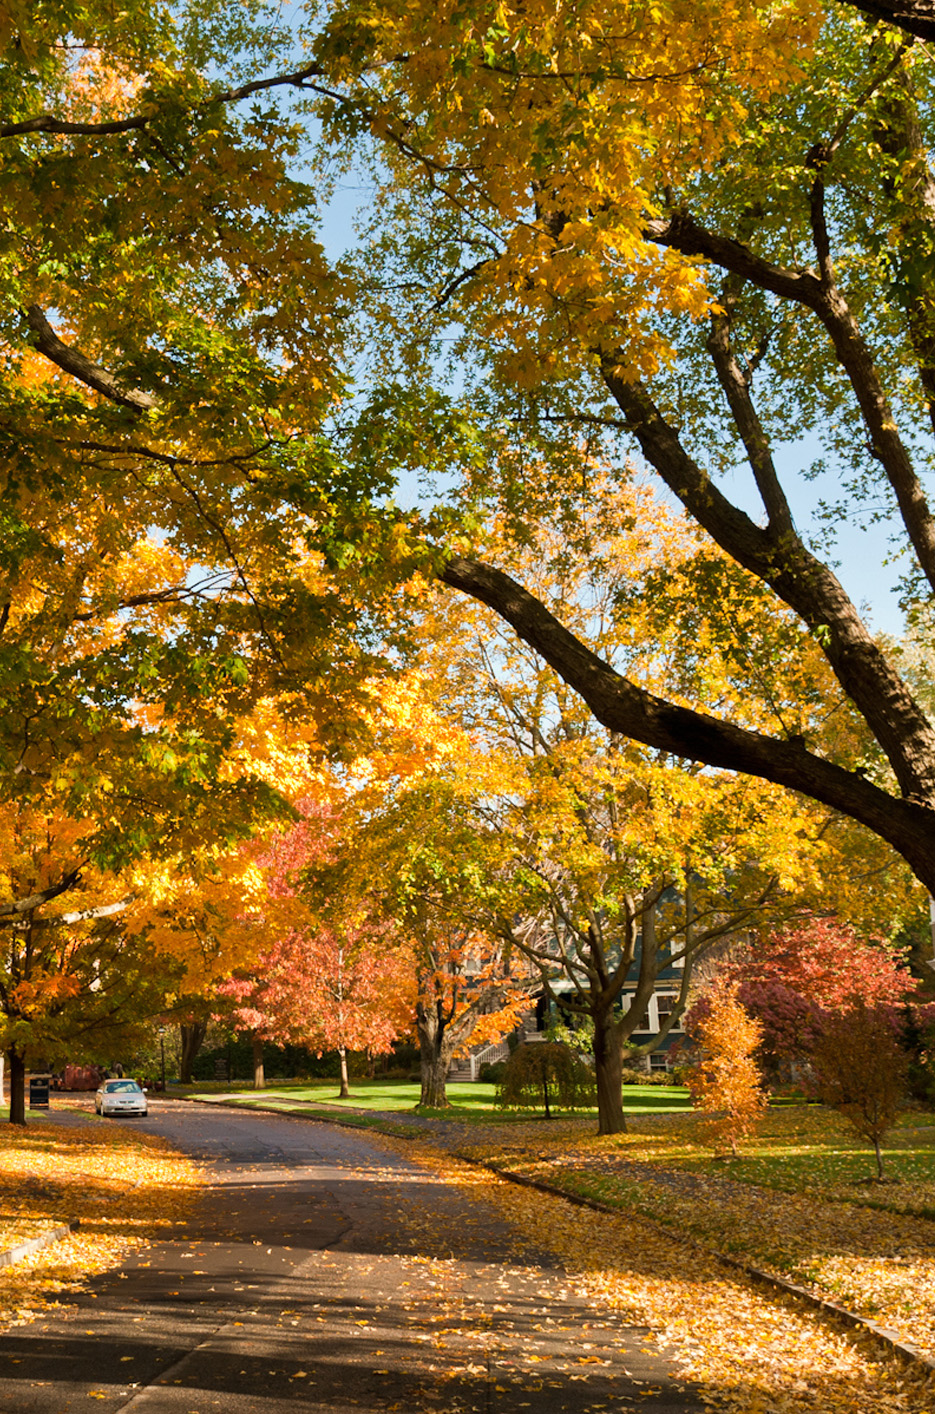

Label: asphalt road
[0,1101,703,1413]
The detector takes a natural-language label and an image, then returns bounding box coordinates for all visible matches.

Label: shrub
[496,1042,596,1117]
[479,1060,507,1084]
[807,999,908,1179]
[686,979,767,1157]
[621,1066,679,1086]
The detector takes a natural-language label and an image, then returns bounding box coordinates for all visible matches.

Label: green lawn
[461,1104,935,1217]
[183,1077,693,1118]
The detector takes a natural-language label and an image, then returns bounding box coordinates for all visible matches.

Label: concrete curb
[176,1095,935,1375]
[0,1220,79,1270]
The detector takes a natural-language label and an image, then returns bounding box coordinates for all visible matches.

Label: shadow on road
[0,1103,704,1412]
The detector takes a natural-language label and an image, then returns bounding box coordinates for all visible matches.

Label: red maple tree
[220,799,413,1095]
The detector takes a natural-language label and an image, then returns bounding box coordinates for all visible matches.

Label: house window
[655,995,681,1031]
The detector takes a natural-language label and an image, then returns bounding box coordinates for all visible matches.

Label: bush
[496,1042,596,1117]
[620,1067,677,1086]
[686,979,767,1157]
[479,1060,507,1084]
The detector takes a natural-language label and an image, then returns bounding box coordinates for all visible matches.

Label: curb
[0,1220,79,1270]
[178,1095,935,1375]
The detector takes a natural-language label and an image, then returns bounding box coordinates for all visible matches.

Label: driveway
[0,1101,702,1412]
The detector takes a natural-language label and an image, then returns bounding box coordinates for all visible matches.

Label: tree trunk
[593,1018,626,1135]
[416,1008,454,1108]
[252,1034,265,1090]
[179,1020,208,1085]
[338,1047,350,1099]
[8,1049,25,1127]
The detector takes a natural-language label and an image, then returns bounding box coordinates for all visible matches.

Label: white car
[95,1079,149,1117]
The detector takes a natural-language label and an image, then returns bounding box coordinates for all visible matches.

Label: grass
[183,1077,693,1118]
[447,1102,935,1358]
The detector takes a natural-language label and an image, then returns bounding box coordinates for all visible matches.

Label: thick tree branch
[843,0,935,42]
[3,899,133,932]
[24,306,155,413]
[0,870,82,918]
[600,367,935,800]
[439,553,935,888]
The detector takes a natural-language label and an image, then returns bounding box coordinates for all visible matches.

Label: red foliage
[688,918,924,1068]
[219,799,413,1059]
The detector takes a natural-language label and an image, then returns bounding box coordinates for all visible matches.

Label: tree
[808,1000,908,1178]
[220,921,412,1096]
[685,979,768,1157]
[218,798,414,1095]
[704,918,922,1077]
[496,1041,596,1118]
[0,3,395,951]
[350,777,536,1108]
[0,803,270,1121]
[407,495,866,1134]
[306,0,935,902]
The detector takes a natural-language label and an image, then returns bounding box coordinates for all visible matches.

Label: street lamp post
[158,1027,166,1092]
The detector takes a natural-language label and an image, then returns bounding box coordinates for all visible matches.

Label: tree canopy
[302,0,935,898]
[11,0,935,1097]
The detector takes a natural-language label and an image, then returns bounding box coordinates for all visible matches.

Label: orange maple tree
[686,979,768,1157]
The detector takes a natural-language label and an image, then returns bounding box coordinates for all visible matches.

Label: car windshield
[105,1081,141,1093]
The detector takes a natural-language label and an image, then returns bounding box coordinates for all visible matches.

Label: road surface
[0,1101,703,1413]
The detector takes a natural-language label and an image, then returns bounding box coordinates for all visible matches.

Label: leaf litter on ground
[360,1122,935,1413]
[0,1112,201,1330]
[442,1107,935,1364]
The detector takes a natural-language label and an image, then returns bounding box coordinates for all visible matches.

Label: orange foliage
[686,979,767,1157]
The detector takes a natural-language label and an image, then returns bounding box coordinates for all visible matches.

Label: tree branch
[0,870,83,919]
[0,64,326,139]
[439,553,935,888]
[644,213,935,591]
[20,899,132,932]
[842,0,935,43]
[24,306,156,413]
[599,367,935,800]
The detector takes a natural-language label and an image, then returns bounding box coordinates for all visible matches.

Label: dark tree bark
[338,1046,350,1099]
[843,0,935,41]
[592,1011,626,1135]
[415,1001,456,1108]
[179,1021,208,1086]
[8,1049,25,1127]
